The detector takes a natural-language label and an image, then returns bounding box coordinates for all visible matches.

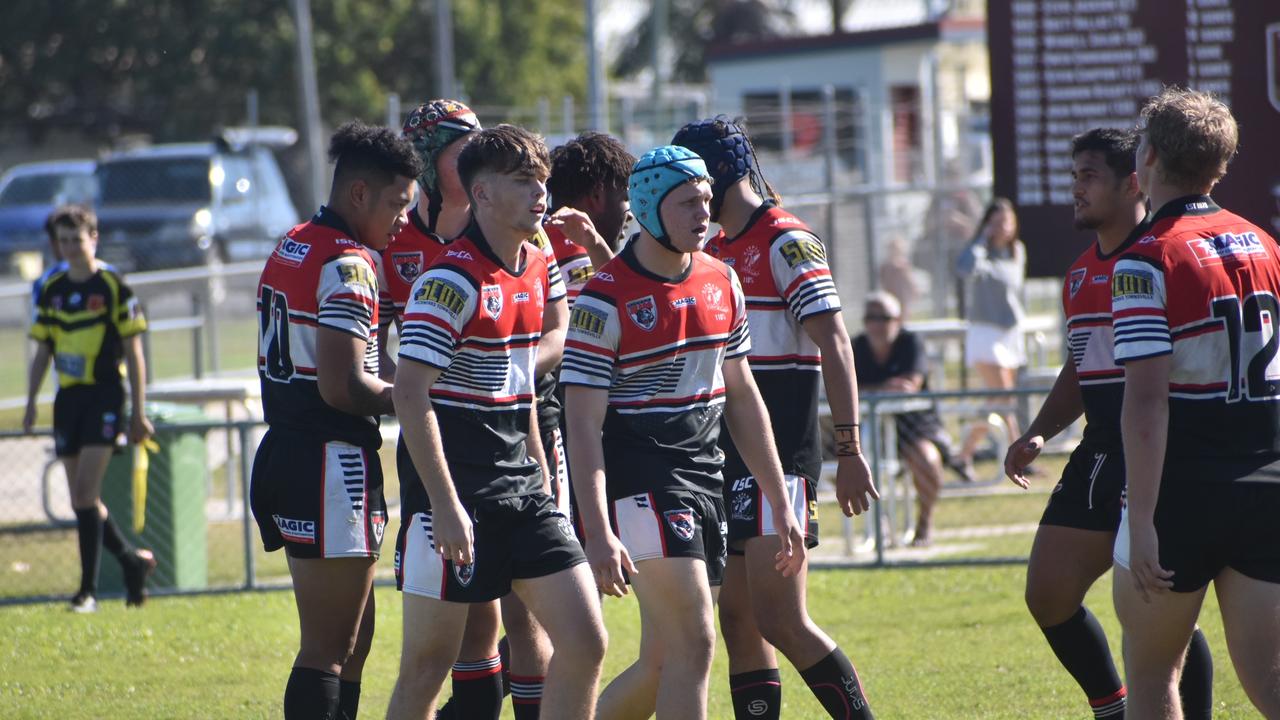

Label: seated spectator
[852,291,969,546]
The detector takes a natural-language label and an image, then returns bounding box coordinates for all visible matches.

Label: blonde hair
[864,290,902,319]
[1139,87,1238,191]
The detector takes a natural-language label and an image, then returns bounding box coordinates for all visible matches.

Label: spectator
[955,197,1026,474]
[878,235,921,319]
[853,291,969,547]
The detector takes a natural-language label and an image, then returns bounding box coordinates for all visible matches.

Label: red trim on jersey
[429,387,532,406]
[611,389,725,408]
[783,267,832,296]
[649,492,668,557]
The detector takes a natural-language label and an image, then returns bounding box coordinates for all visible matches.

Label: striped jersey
[397,224,551,507]
[703,203,840,482]
[30,266,146,389]
[547,223,594,302]
[560,244,751,498]
[377,206,450,327]
[1111,195,1280,471]
[256,207,382,448]
[1062,220,1149,452]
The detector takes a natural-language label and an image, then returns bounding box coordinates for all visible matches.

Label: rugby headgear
[403,99,480,231]
[628,145,709,252]
[671,117,757,220]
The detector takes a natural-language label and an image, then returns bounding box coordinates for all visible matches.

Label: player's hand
[881,377,916,393]
[1003,433,1043,489]
[835,454,878,516]
[433,501,475,567]
[546,207,605,250]
[771,506,807,577]
[129,412,155,445]
[22,402,37,435]
[586,531,637,598]
[1128,518,1173,603]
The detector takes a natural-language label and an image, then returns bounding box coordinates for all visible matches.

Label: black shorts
[1115,477,1280,593]
[250,428,387,559]
[610,489,728,587]
[725,474,820,555]
[53,384,124,457]
[395,493,584,603]
[1040,444,1124,532]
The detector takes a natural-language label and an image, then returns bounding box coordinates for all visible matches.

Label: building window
[890,85,923,183]
[742,87,864,173]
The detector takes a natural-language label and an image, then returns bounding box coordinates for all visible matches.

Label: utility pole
[291,0,326,210]
[650,0,669,135]
[585,0,608,131]
[435,0,457,99]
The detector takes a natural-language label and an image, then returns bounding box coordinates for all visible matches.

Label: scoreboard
[988,0,1280,276]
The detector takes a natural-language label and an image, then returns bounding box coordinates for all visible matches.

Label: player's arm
[525,399,552,495]
[548,207,614,271]
[22,341,51,434]
[122,334,154,443]
[376,317,398,382]
[393,359,473,564]
[1004,361,1083,488]
[316,329,394,416]
[374,253,397,381]
[1121,354,1173,600]
[536,296,567,376]
[565,384,637,596]
[803,310,879,516]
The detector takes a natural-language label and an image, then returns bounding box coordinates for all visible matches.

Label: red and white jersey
[560,244,751,499]
[547,223,594,303]
[257,207,382,448]
[1111,195,1280,470]
[1062,221,1150,452]
[703,203,840,482]
[398,225,550,506]
[377,206,450,327]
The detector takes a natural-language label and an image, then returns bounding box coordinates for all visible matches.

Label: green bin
[100,402,209,594]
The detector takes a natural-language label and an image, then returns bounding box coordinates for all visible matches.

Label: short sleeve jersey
[560,244,751,499]
[1062,221,1150,452]
[851,331,930,388]
[397,224,551,508]
[547,223,594,302]
[703,203,841,482]
[256,207,382,448]
[1111,195,1280,472]
[30,266,146,389]
[377,206,451,327]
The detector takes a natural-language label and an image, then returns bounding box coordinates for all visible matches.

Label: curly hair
[547,132,635,208]
[329,121,424,188]
[1139,87,1238,191]
[457,125,550,202]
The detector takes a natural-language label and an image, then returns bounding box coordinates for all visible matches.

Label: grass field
[0,564,1259,719]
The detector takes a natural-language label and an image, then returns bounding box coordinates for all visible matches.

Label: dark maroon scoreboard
[988,0,1280,276]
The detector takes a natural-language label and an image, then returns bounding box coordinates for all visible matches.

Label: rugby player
[1005,128,1212,719]
[1112,88,1280,718]
[387,125,605,720]
[24,205,156,613]
[672,117,878,720]
[250,122,420,719]
[563,145,806,720]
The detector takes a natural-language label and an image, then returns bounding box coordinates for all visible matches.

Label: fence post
[821,85,838,274]
[206,271,221,376]
[863,193,879,290]
[537,97,551,136]
[191,291,205,379]
[868,396,886,567]
[780,79,793,160]
[562,95,575,139]
[239,423,257,590]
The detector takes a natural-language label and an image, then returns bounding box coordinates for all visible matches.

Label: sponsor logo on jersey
[1068,268,1087,298]
[414,277,467,316]
[273,514,316,543]
[391,251,424,284]
[778,237,826,268]
[1138,235,1157,244]
[371,511,386,546]
[453,561,475,587]
[595,271,615,282]
[445,249,474,261]
[702,282,727,312]
[730,491,754,521]
[770,214,802,228]
[570,305,608,338]
[664,509,697,542]
[513,291,531,304]
[626,295,657,331]
[671,296,696,309]
[567,264,594,286]
[87,294,105,311]
[742,243,763,269]
[69,292,82,307]
[1186,231,1267,267]
[1092,274,1108,285]
[481,284,503,320]
[334,237,360,248]
[337,261,376,289]
[275,237,311,267]
[1112,269,1154,299]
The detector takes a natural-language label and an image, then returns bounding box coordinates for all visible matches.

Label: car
[0,160,97,275]
[95,128,300,271]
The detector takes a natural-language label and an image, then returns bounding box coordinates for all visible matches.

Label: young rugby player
[387,125,605,720]
[1004,128,1212,720]
[1112,88,1280,717]
[24,205,156,613]
[563,145,806,720]
[672,117,878,720]
[251,122,420,719]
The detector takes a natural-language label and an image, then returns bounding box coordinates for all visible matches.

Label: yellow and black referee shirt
[29,267,147,389]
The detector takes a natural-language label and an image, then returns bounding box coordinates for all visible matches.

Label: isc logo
[731,477,754,492]
[273,514,316,543]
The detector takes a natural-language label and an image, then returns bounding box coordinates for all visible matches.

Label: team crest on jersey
[702,282,727,311]
[454,561,475,587]
[391,251,424,284]
[626,295,658,331]
[664,509,697,542]
[730,491,754,521]
[87,294,105,311]
[1068,268,1087,298]
[742,243,763,269]
[481,284,503,319]
[274,237,311,267]
[371,512,386,545]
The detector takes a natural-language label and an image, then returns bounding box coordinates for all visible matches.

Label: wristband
[834,423,862,457]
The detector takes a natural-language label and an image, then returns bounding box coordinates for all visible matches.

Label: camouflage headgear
[402,99,480,196]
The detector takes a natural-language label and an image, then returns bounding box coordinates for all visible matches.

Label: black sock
[100,512,135,561]
[449,655,503,720]
[730,668,781,720]
[497,635,512,697]
[337,679,361,720]
[1041,606,1125,718]
[73,508,103,596]
[798,649,874,719]
[510,674,544,720]
[1179,628,1213,720]
[283,666,339,720]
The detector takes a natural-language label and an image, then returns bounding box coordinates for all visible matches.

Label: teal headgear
[628,145,710,251]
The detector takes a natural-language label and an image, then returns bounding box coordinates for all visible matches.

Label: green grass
[0,565,1259,719]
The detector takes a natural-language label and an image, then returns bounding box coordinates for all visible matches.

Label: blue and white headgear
[628,145,710,251]
[671,116,758,221]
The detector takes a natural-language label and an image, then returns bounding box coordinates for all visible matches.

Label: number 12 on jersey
[260,285,295,382]
[1211,292,1280,402]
